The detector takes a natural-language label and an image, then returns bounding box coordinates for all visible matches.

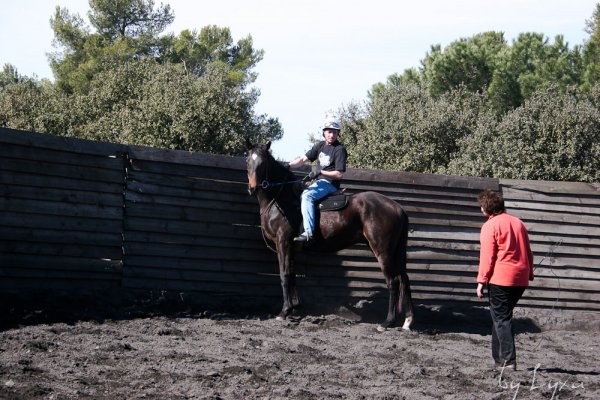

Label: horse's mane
[257,144,296,182]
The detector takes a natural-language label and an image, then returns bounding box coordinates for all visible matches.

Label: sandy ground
[1,299,599,400]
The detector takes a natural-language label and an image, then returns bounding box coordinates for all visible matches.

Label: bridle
[248,152,303,253]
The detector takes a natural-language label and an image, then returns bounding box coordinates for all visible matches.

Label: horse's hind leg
[370,249,401,330]
[396,213,414,330]
[380,274,400,330]
[399,270,414,330]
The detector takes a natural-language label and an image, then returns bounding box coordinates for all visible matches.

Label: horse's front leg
[276,237,297,320]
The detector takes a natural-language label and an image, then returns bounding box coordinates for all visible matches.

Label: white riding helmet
[322,116,341,131]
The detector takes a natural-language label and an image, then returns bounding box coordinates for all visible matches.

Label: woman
[476,189,534,371]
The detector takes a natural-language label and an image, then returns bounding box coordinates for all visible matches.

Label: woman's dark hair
[477,189,505,215]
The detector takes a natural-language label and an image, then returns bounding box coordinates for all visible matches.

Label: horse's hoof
[376,325,387,333]
[275,315,286,321]
[402,316,413,331]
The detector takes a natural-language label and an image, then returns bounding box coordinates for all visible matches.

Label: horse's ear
[245,138,253,151]
[266,141,271,150]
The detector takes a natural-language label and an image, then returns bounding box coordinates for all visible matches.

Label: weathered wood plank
[124,255,276,274]
[506,200,600,216]
[509,208,600,226]
[124,217,261,238]
[122,266,281,286]
[519,221,600,237]
[124,231,266,251]
[346,168,499,190]
[124,191,257,213]
[0,254,122,272]
[129,159,246,182]
[0,226,122,247]
[1,212,123,233]
[124,242,275,263]
[127,170,248,195]
[126,179,251,204]
[0,170,124,193]
[1,158,123,183]
[0,197,122,219]
[0,142,123,170]
[124,203,258,225]
[0,278,121,290]
[0,127,126,156]
[121,279,281,295]
[0,241,122,259]
[501,179,600,196]
[1,268,121,281]
[1,185,122,207]
[127,144,246,170]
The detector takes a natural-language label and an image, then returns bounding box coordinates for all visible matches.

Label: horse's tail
[396,206,414,329]
[397,208,409,269]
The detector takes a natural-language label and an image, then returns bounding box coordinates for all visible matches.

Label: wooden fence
[1,128,599,312]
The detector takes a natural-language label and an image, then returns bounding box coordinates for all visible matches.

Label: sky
[1,0,598,161]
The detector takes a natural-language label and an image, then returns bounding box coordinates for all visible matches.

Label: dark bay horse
[246,141,414,330]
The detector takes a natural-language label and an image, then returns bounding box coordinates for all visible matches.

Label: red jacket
[477,212,534,286]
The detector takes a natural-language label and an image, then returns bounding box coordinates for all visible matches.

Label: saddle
[316,190,350,212]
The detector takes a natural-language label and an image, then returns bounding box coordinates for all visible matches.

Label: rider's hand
[308,166,321,179]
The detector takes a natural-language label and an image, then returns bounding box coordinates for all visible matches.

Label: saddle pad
[318,194,349,212]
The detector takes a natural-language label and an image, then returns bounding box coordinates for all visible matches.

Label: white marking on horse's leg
[402,316,413,331]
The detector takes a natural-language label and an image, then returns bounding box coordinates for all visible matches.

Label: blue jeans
[300,179,337,238]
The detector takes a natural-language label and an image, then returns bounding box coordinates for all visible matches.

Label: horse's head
[246,139,271,196]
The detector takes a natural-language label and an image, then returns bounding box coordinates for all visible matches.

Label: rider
[287,115,348,243]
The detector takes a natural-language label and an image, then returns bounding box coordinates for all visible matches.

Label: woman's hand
[476,283,485,298]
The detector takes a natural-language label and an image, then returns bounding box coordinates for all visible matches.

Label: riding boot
[293,232,311,242]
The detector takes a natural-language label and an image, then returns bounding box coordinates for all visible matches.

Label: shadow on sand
[0,289,542,337]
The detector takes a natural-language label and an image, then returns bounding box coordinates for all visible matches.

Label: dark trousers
[488,284,526,364]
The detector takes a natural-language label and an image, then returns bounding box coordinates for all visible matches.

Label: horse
[246,140,414,330]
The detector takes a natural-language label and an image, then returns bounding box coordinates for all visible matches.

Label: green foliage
[343,83,488,173]
[0,79,43,130]
[374,30,586,114]
[1,64,23,91]
[341,80,600,182]
[421,32,507,97]
[87,0,174,39]
[582,4,600,90]
[0,1,281,156]
[168,26,264,88]
[48,1,261,95]
[488,33,582,113]
[446,85,600,182]
[351,5,600,183]
[0,74,71,135]
[49,4,145,94]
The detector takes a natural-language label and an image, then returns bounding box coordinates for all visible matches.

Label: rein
[257,171,295,254]
[258,177,304,189]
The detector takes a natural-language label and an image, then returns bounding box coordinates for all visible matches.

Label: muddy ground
[1,297,598,400]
